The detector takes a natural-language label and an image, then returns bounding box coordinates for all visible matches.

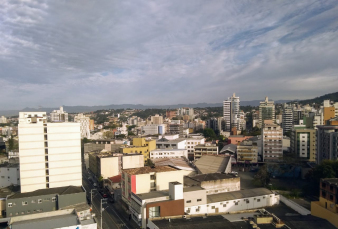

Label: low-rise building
[150,149,188,159]
[6,186,86,217]
[316,125,338,164]
[237,140,258,164]
[184,173,240,195]
[141,124,166,135]
[194,155,231,174]
[121,166,191,206]
[152,158,195,175]
[311,178,338,228]
[89,151,144,179]
[120,138,156,161]
[156,138,186,150]
[194,143,218,160]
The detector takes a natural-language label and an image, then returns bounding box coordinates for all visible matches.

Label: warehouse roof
[195,155,230,174]
[207,188,273,203]
[8,186,84,199]
[123,165,178,175]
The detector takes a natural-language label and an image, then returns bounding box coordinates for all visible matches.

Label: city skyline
[1,0,338,109]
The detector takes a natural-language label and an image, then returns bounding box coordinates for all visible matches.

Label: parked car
[93,183,97,188]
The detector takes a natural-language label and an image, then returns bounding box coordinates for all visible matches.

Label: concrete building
[282,104,293,134]
[89,119,94,131]
[290,126,316,162]
[184,173,240,195]
[120,138,156,162]
[74,113,90,139]
[177,108,194,119]
[194,143,218,160]
[141,124,166,135]
[121,166,191,206]
[89,152,144,179]
[259,97,275,128]
[0,116,7,124]
[156,138,186,150]
[6,186,86,217]
[50,106,68,122]
[115,123,128,136]
[293,110,304,125]
[152,158,195,174]
[262,120,283,162]
[184,188,279,216]
[311,178,338,228]
[223,93,240,131]
[150,115,163,125]
[130,182,185,228]
[186,137,205,160]
[0,163,20,188]
[237,140,258,164]
[18,112,82,193]
[228,135,253,144]
[8,207,96,229]
[317,125,338,164]
[150,149,188,160]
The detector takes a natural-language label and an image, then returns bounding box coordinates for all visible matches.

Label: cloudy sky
[1,0,338,109]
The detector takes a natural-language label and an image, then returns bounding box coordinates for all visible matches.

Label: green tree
[203,128,216,139]
[103,131,114,139]
[8,135,14,151]
[127,125,137,131]
[253,165,270,187]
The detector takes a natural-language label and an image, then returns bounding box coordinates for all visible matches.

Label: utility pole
[90,189,96,209]
[100,198,108,229]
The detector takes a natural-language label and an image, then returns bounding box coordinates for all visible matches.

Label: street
[82,168,139,229]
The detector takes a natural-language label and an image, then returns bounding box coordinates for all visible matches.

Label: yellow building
[311,178,338,228]
[324,107,335,124]
[119,138,156,161]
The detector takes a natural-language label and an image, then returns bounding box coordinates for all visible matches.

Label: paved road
[82,169,139,229]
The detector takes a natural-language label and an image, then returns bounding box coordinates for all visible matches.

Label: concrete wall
[136,174,151,194]
[201,177,240,195]
[100,157,118,178]
[156,170,191,191]
[185,193,279,215]
[183,190,207,207]
[0,166,20,187]
[58,192,86,209]
[123,155,144,169]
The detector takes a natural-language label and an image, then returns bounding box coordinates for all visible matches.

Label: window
[257,199,260,202]
[186,200,191,203]
[196,207,200,212]
[149,206,160,218]
[52,197,56,202]
[211,206,215,209]
[246,200,250,203]
[223,204,227,207]
[197,199,202,202]
[22,201,28,206]
[8,203,12,207]
[31,200,36,203]
[330,195,334,201]
[38,199,42,204]
[150,175,155,180]
[235,202,238,205]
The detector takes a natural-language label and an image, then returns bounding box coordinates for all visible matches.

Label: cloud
[0,0,338,109]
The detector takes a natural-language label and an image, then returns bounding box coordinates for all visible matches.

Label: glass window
[149,206,160,218]
[186,200,191,203]
[197,199,202,202]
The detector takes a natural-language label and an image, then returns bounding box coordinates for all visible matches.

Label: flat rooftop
[136,190,169,200]
[123,165,178,175]
[189,173,238,182]
[207,188,273,204]
[183,186,205,192]
[8,186,84,199]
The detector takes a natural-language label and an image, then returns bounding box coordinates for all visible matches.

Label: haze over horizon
[1,0,338,110]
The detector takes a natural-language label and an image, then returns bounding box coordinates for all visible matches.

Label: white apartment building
[116,123,128,136]
[142,124,166,135]
[156,138,186,150]
[74,113,90,139]
[262,120,283,162]
[0,164,20,188]
[223,93,240,131]
[50,106,68,122]
[186,137,205,154]
[18,112,82,193]
[223,100,231,131]
[150,149,188,159]
[0,116,7,124]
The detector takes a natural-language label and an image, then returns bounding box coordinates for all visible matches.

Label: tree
[103,131,114,139]
[253,165,270,187]
[127,125,137,131]
[128,131,135,136]
[203,128,216,139]
[8,135,14,151]
[145,159,155,167]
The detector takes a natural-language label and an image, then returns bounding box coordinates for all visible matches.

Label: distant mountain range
[0,100,291,116]
[1,92,337,116]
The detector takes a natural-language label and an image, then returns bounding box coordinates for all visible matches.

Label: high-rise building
[317,125,338,164]
[74,113,90,139]
[323,100,336,125]
[223,93,240,131]
[290,125,316,162]
[262,120,283,162]
[259,97,275,128]
[150,114,163,124]
[18,112,82,193]
[293,109,304,125]
[0,116,7,124]
[282,103,293,134]
[223,100,231,131]
[50,106,68,122]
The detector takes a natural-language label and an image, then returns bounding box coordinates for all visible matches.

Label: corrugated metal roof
[195,155,230,174]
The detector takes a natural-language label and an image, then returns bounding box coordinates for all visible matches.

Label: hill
[296,91,338,105]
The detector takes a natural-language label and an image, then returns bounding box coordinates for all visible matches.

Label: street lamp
[100,198,108,229]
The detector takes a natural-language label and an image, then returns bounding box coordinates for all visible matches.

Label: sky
[1,0,338,109]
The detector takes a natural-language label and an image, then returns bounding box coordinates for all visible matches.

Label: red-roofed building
[106,175,121,195]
